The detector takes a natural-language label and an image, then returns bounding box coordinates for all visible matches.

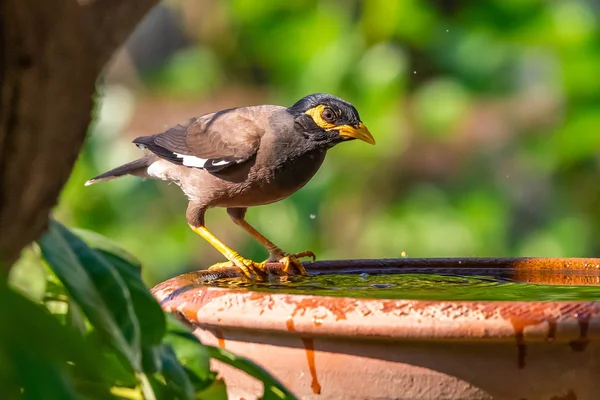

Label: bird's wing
[133,106,274,172]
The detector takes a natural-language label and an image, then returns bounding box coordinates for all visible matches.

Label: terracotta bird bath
[151,258,600,400]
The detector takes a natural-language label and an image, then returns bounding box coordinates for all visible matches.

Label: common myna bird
[86,93,375,279]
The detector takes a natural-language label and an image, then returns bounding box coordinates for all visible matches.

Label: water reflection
[207,271,600,301]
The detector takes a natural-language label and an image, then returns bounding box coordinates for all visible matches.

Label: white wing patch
[174,153,232,169]
[212,160,230,167]
[175,153,208,168]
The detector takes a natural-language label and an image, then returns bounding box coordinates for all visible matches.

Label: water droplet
[401,251,408,258]
[446,29,449,32]
[309,214,316,220]
[413,71,417,74]
[359,273,369,278]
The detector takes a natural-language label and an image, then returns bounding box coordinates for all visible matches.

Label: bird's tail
[85,157,151,186]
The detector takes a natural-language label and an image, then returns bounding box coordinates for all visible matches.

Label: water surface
[209,273,600,301]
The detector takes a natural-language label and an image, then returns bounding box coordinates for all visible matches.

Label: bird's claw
[277,254,308,275]
[272,250,315,276]
[207,250,315,280]
[288,250,316,262]
[208,256,268,281]
[266,250,315,276]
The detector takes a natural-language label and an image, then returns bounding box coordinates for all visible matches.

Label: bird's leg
[227,208,313,275]
[187,204,267,280]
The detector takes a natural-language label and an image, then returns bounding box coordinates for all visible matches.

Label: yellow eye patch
[304,105,337,131]
[305,104,375,144]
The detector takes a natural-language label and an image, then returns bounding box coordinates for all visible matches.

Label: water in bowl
[209,272,600,301]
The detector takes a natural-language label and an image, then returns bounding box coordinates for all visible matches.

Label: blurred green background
[54,0,600,286]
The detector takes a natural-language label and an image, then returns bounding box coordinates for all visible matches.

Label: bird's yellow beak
[336,122,376,145]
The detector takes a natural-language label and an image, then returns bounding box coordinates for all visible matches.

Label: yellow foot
[208,256,268,280]
[207,251,315,279]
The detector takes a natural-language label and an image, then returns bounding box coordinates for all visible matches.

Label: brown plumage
[86,93,375,279]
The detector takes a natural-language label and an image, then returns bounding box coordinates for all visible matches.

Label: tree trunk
[0,0,158,271]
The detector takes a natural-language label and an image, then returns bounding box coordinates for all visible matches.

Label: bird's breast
[209,149,327,208]
[267,150,327,191]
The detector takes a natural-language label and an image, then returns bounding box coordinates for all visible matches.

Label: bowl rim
[151,257,600,343]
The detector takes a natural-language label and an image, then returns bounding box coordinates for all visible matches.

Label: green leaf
[102,252,166,346]
[166,321,295,400]
[197,378,228,400]
[207,346,296,400]
[67,298,88,336]
[99,352,138,389]
[165,315,212,385]
[45,279,69,300]
[0,280,110,399]
[74,377,122,400]
[73,228,142,269]
[160,344,195,400]
[73,227,167,378]
[15,352,80,400]
[141,344,162,374]
[146,374,174,400]
[61,224,140,348]
[37,219,141,371]
[74,228,166,347]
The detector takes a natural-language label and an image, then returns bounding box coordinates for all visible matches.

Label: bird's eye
[321,108,335,123]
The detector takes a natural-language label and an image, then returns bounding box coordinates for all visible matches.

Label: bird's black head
[287,93,375,146]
